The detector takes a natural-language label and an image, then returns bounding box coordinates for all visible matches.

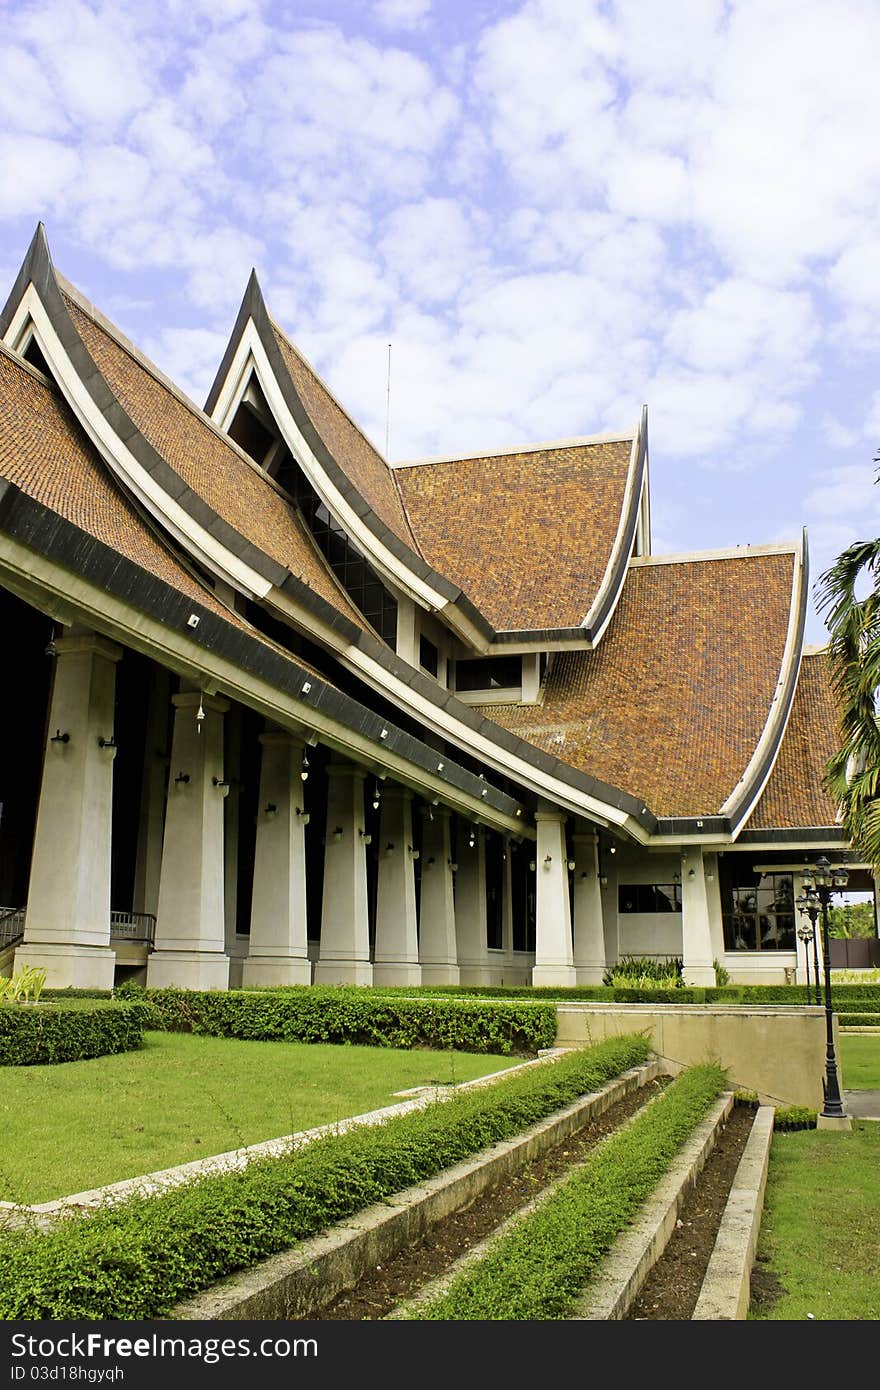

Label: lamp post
[802,855,851,1129]
[795,886,822,1006]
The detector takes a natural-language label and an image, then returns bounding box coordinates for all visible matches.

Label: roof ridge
[56,273,280,483]
[267,311,390,466]
[392,431,638,469]
[630,542,799,568]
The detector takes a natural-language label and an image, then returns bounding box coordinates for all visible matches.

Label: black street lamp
[795,887,822,1006]
[802,855,851,1126]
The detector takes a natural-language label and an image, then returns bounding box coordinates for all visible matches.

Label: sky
[2,0,880,645]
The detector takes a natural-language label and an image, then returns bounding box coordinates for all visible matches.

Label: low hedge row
[367,982,880,1004]
[0,1001,152,1066]
[0,1032,653,1320]
[410,1062,727,1320]
[135,985,558,1056]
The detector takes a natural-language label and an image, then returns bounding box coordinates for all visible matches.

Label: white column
[147,690,230,990]
[680,846,716,986]
[418,806,459,985]
[16,629,121,988]
[373,786,421,985]
[242,731,311,987]
[572,831,606,984]
[315,762,372,985]
[532,808,576,985]
[455,823,493,985]
[704,853,725,971]
[132,665,171,920]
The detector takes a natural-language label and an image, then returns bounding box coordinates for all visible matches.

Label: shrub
[602,956,683,988]
[0,966,47,1004]
[142,986,557,1056]
[714,959,731,986]
[0,1001,151,1066]
[0,1033,653,1319]
[773,1106,816,1131]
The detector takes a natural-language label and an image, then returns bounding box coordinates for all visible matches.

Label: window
[455,656,521,693]
[287,461,398,648]
[721,870,795,951]
[618,883,682,914]
[419,635,439,678]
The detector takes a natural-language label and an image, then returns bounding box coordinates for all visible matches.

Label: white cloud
[373,0,432,31]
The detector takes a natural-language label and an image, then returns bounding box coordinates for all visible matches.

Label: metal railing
[0,907,25,948]
[109,911,156,946]
[0,908,155,950]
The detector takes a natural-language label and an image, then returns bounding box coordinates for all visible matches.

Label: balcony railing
[0,908,155,950]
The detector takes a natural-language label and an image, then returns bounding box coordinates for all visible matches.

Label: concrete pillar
[373,786,421,985]
[572,831,606,984]
[680,846,716,986]
[501,839,514,960]
[455,823,493,985]
[242,731,311,987]
[147,690,230,990]
[532,808,576,985]
[132,665,171,920]
[16,629,121,988]
[704,852,725,970]
[395,595,418,666]
[315,762,372,985]
[418,806,459,985]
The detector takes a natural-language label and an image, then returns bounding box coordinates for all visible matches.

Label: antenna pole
[385,343,391,458]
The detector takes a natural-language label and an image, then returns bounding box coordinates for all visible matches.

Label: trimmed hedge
[138,985,558,1056]
[0,1032,653,1320]
[411,1062,727,1320]
[0,1001,153,1066]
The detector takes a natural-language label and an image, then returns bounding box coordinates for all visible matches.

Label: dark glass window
[419,635,439,677]
[23,336,51,377]
[721,870,795,952]
[228,401,276,465]
[455,656,521,692]
[287,462,398,648]
[618,883,682,914]
[485,834,504,950]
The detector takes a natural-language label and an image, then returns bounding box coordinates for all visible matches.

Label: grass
[750,1122,880,1320]
[839,1032,880,1089]
[0,1031,519,1205]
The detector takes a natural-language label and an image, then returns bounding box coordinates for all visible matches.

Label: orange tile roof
[395,439,634,631]
[60,292,367,632]
[477,551,797,817]
[271,322,417,551]
[746,651,841,830]
[0,347,338,686]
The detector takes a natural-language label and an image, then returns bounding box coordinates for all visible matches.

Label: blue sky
[3,0,880,644]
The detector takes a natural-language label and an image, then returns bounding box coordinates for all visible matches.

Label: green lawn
[839,1033,880,1089]
[0,1032,519,1205]
[750,1121,880,1320]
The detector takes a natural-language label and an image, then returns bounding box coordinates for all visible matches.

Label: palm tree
[816,475,880,869]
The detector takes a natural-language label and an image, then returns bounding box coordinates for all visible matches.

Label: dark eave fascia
[0,479,526,822]
[732,826,848,846]
[725,531,809,833]
[654,814,732,838]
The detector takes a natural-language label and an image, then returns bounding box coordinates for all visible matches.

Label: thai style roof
[0,344,242,627]
[0,225,832,842]
[57,287,368,634]
[745,650,842,832]
[270,322,417,550]
[394,437,636,632]
[477,548,803,821]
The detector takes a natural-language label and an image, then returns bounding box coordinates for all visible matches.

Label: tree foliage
[817,474,880,871]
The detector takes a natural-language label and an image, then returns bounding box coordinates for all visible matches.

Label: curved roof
[0,344,243,626]
[745,651,841,831]
[395,438,635,632]
[478,549,800,819]
[270,322,417,550]
[58,289,367,633]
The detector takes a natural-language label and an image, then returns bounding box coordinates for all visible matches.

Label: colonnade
[12,625,721,991]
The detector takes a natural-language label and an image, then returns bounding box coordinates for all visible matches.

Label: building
[0,225,865,993]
